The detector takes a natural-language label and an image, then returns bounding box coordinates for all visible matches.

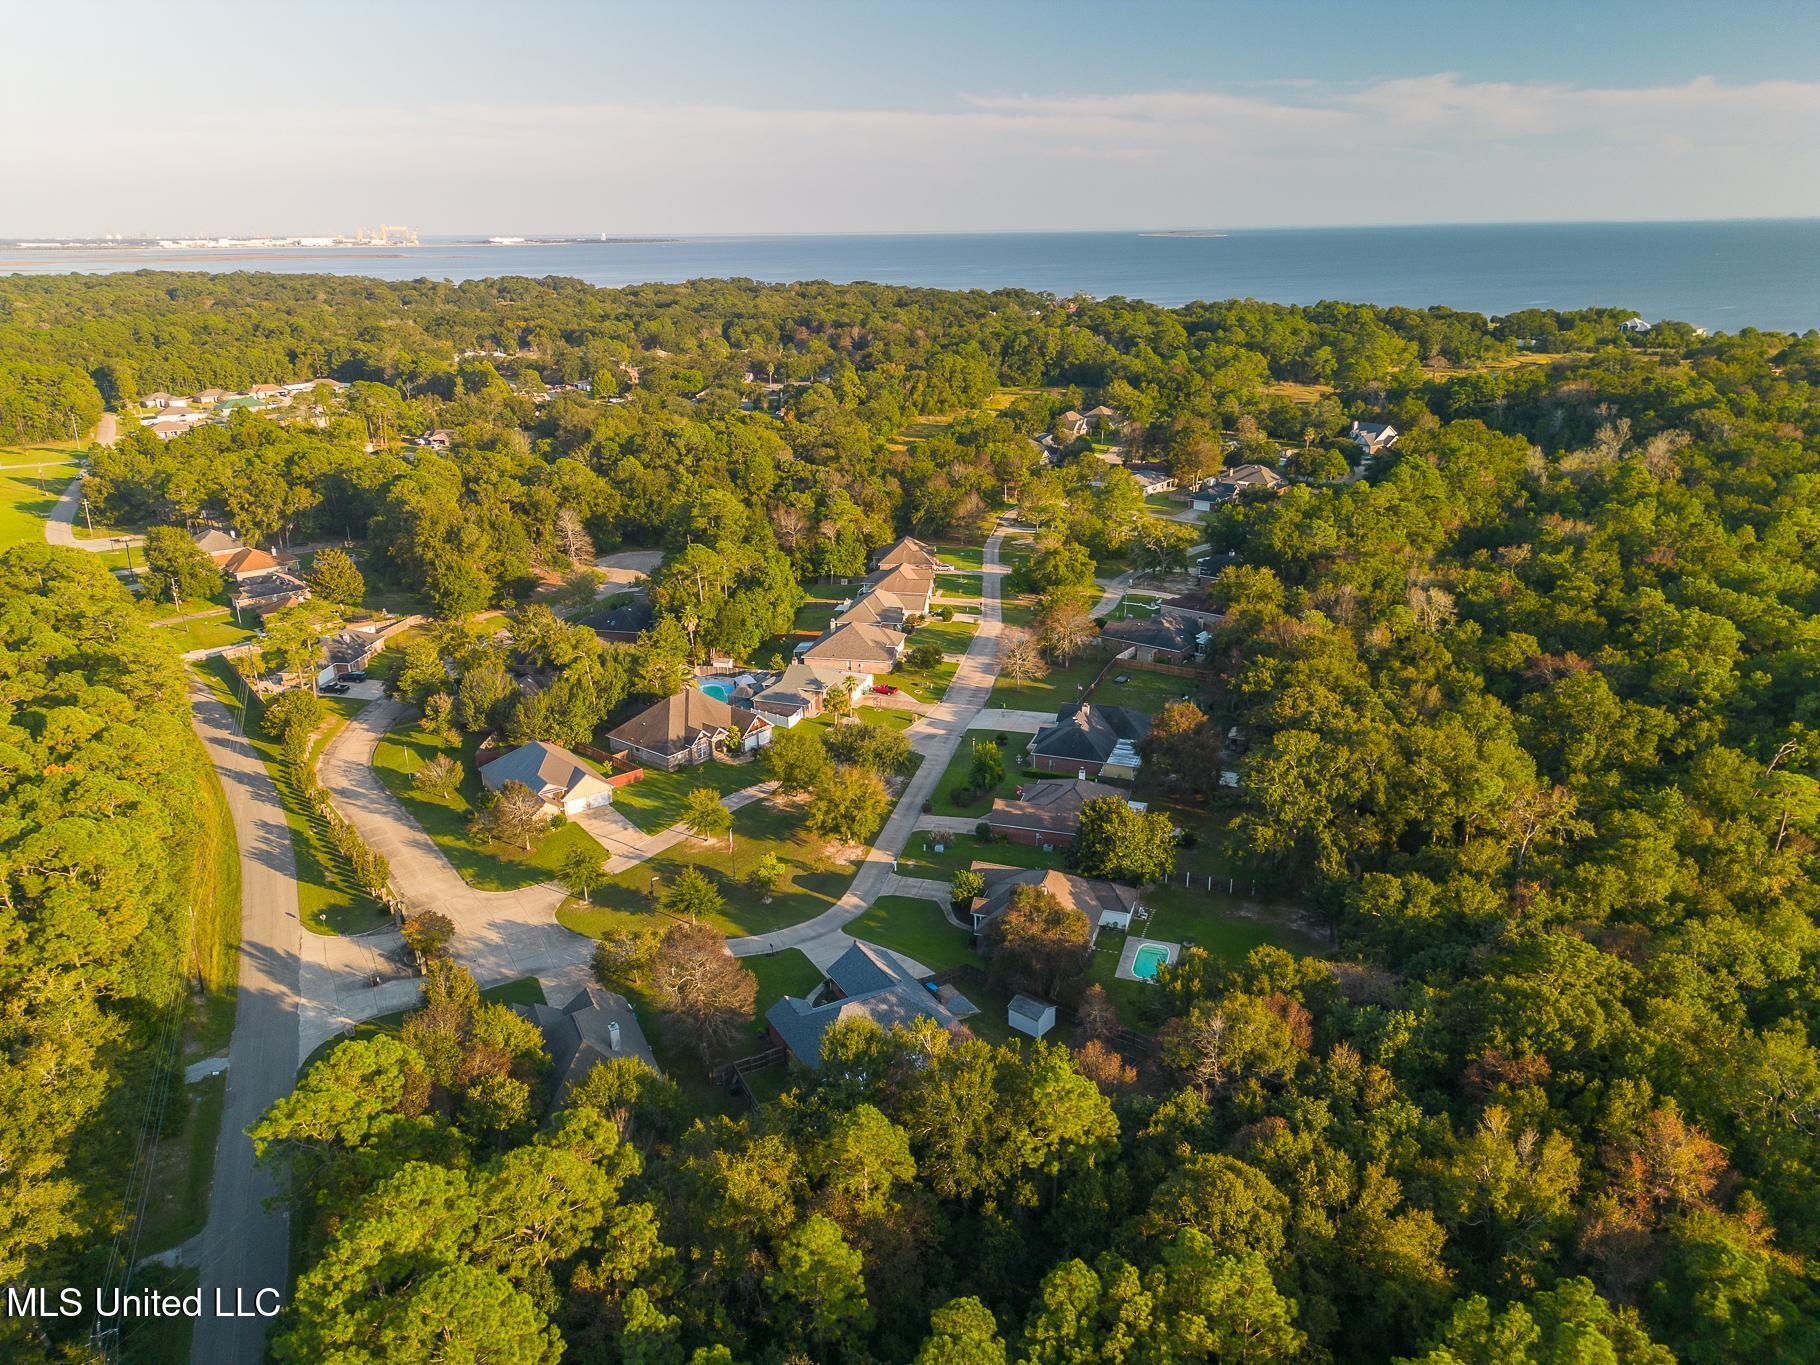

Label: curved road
[186,680,300,1365]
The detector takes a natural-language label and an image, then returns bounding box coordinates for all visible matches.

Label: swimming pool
[697,679,734,702]
[1131,943,1173,980]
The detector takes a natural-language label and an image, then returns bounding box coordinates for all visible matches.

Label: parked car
[342,670,368,682]
[872,683,899,695]
[321,681,351,694]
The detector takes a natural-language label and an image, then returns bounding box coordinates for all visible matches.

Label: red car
[872,683,899,695]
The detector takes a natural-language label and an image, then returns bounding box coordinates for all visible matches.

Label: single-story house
[249,384,285,399]
[1027,703,1152,780]
[766,941,966,1069]
[1129,466,1177,496]
[966,865,1138,938]
[606,690,771,771]
[142,391,176,409]
[231,571,311,617]
[480,739,617,815]
[750,660,872,727]
[1157,592,1226,629]
[798,621,905,675]
[195,388,226,404]
[194,529,296,580]
[515,985,659,1106]
[420,428,454,451]
[838,586,929,630]
[985,777,1126,848]
[583,596,655,643]
[874,535,942,573]
[323,624,404,676]
[1349,420,1399,454]
[1100,612,1201,664]
[1007,994,1058,1039]
[1188,463,1287,509]
[1056,409,1090,440]
[862,563,936,610]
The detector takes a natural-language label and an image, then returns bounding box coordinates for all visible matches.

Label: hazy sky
[8,0,1819,236]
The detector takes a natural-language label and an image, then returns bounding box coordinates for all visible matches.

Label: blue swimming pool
[1131,943,1173,981]
[698,679,734,702]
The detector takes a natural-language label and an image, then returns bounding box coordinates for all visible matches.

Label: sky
[6,0,1819,237]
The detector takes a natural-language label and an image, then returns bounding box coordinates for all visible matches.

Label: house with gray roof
[764,941,968,1069]
[1027,703,1151,780]
[985,778,1126,848]
[515,985,658,1106]
[480,740,617,815]
[1100,612,1201,664]
[966,865,1139,938]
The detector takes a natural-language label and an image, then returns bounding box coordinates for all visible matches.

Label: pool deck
[1116,935,1182,983]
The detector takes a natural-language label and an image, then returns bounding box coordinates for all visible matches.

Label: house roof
[231,571,308,602]
[193,529,242,555]
[839,590,925,627]
[801,621,903,667]
[875,536,940,571]
[607,690,760,757]
[218,546,282,576]
[987,778,1125,837]
[753,660,866,714]
[973,866,1139,932]
[582,597,655,636]
[765,941,959,1070]
[1101,613,1198,653]
[1159,592,1225,623]
[1009,993,1055,1021]
[1029,703,1152,766]
[863,564,935,597]
[517,985,659,1103]
[481,740,611,805]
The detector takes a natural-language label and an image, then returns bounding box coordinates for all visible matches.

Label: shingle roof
[1101,614,1198,653]
[481,740,609,804]
[765,942,958,1069]
[874,536,940,571]
[1028,703,1152,765]
[987,778,1124,837]
[517,985,659,1103]
[801,621,903,666]
[973,866,1139,932]
[607,690,758,757]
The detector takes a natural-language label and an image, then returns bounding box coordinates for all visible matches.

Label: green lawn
[153,610,259,654]
[0,459,74,550]
[199,660,390,934]
[746,948,825,1012]
[608,757,767,833]
[807,704,918,737]
[896,654,959,705]
[929,734,1036,817]
[372,726,610,891]
[1086,666,1210,716]
[909,617,979,656]
[935,572,983,598]
[847,896,980,972]
[897,831,1065,882]
[933,543,986,572]
[987,654,1106,711]
[999,597,1039,628]
[558,797,862,940]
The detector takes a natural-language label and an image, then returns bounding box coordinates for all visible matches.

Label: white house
[1349,421,1398,454]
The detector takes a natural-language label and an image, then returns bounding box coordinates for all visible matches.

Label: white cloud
[4,75,1817,233]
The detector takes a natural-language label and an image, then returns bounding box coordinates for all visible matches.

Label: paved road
[43,472,144,552]
[729,526,1009,960]
[187,678,300,1365]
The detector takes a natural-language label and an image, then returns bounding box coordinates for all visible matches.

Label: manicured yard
[928,734,1036,817]
[935,572,983,598]
[608,757,767,833]
[372,725,610,891]
[745,947,825,1013]
[558,797,862,940]
[1086,666,1211,715]
[153,609,259,654]
[896,654,959,705]
[847,896,980,972]
[200,660,390,934]
[999,596,1038,628]
[933,543,985,572]
[987,654,1107,711]
[896,830,1065,882]
[909,616,978,656]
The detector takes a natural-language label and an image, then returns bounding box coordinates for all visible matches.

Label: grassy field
[928,734,1035,817]
[372,725,610,891]
[609,757,767,833]
[137,1072,227,1255]
[847,896,980,972]
[558,797,861,940]
[896,653,959,705]
[746,948,825,1012]
[199,660,390,934]
[1087,666,1210,715]
[153,609,259,655]
[987,654,1106,711]
[908,617,979,656]
[934,572,983,598]
[897,830,1063,882]
[0,458,75,549]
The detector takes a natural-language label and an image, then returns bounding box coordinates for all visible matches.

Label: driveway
[186,678,301,1365]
